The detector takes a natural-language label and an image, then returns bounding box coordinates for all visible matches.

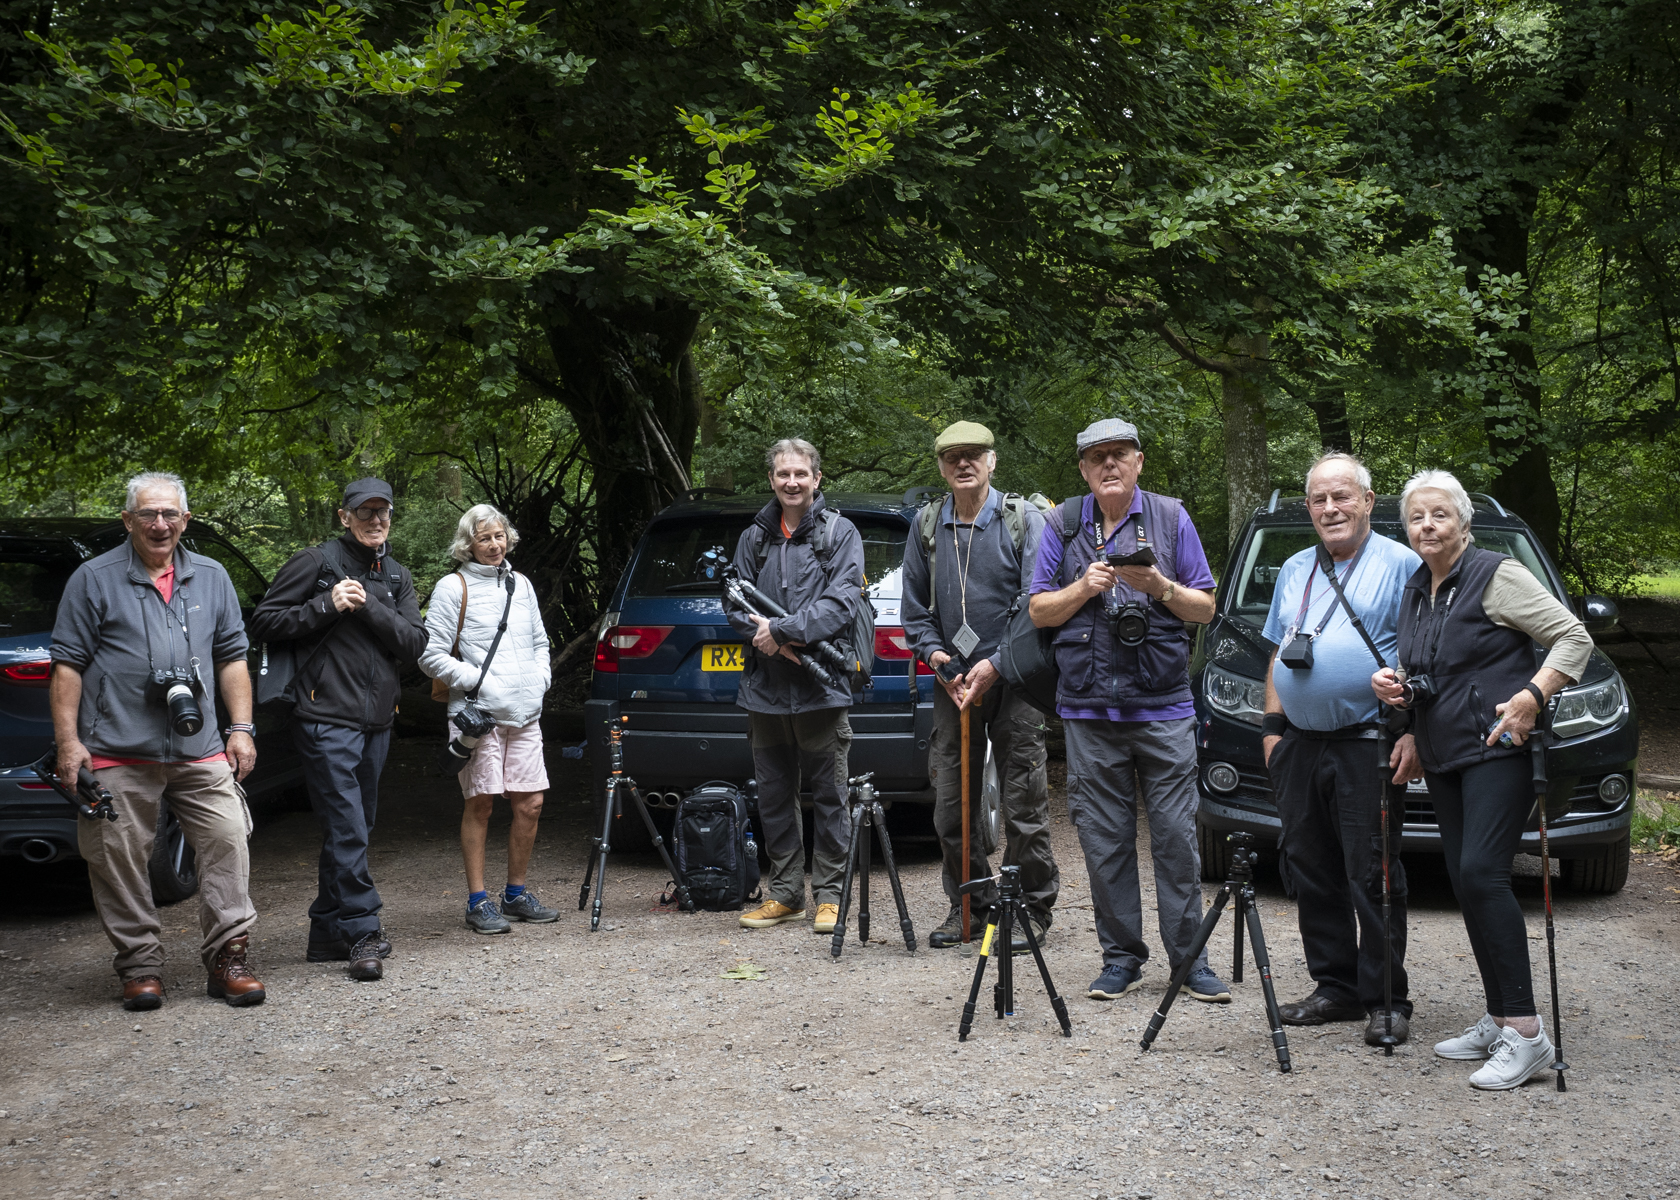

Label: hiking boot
[928,906,989,949]
[206,936,267,1007]
[122,976,165,1011]
[740,899,806,928]
[812,903,841,934]
[1433,1012,1501,1060]
[501,888,559,924]
[347,932,387,981]
[467,896,512,935]
[1182,966,1232,1004]
[307,934,391,963]
[1088,965,1142,1000]
[1469,1024,1555,1090]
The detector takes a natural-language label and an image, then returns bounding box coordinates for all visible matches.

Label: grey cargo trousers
[928,683,1058,920]
[747,708,853,909]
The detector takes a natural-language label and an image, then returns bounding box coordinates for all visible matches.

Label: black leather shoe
[1364,1009,1411,1046]
[1278,992,1366,1025]
[928,907,990,949]
[346,932,389,982]
[308,935,391,963]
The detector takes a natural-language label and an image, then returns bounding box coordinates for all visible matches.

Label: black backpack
[997,497,1082,714]
[672,781,762,911]
[255,541,351,715]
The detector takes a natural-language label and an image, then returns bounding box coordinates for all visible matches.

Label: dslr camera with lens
[1107,602,1151,648]
[440,699,497,775]
[1398,671,1434,708]
[147,664,205,736]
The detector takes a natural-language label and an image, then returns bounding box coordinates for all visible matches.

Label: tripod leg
[830,802,867,960]
[1141,883,1231,1051]
[1238,883,1292,1073]
[1019,909,1072,1036]
[869,802,918,952]
[627,784,694,914]
[995,902,1016,1019]
[858,807,872,945]
[957,922,996,1041]
[580,778,614,911]
[587,781,617,932]
[1232,880,1246,984]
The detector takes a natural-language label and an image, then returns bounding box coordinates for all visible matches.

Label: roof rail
[903,485,944,508]
[680,486,735,501]
[1469,492,1508,517]
[1266,488,1280,513]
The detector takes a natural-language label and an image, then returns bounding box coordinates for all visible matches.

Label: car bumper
[0,767,81,862]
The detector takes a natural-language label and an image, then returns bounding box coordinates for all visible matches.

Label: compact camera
[440,699,497,775]
[1108,602,1151,648]
[147,665,205,737]
[1399,672,1435,708]
[1278,630,1315,671]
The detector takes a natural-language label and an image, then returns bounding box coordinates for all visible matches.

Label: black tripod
[1140,832,1292,1072]
[578,716,693,930]
[956,865,1072,1041]
[830,772,917,958]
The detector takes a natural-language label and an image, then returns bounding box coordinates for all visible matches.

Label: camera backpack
[672,781,762,911]
[997,497,1083,713]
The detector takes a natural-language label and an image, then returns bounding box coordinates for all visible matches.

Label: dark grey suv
[1192,494,1637,893]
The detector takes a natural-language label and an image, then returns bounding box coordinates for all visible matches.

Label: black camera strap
[465,570,519,701]
[1315,543,1388,670]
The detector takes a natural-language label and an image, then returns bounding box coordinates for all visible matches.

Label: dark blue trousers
[294,720,391,945]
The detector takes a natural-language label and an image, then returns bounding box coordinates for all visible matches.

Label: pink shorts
[452,719,550,799]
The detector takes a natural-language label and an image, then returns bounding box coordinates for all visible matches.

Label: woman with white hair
[420,504,555,934]
[1372,470,1592,1089]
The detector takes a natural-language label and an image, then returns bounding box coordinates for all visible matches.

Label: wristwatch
[1159,580,1177,604]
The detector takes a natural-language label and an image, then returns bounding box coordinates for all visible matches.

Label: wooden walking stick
[961,702,972,943]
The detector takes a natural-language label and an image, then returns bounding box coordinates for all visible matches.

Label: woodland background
[4,0,1678,673]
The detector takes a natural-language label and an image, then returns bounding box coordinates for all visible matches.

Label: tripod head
[846,771,876,806]
[1223,832,1258,883]
[959,864,1023,900]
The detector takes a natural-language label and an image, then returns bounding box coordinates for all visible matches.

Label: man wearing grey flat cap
[250,477,426,981]
[1029,419,1227,1005]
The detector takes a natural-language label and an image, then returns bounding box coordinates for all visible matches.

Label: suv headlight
[1204,662,1265,726]
[1550,677,1627,740]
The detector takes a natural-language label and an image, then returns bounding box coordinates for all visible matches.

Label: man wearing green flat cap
[902,421,1059,950]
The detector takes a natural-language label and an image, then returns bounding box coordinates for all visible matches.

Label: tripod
[578,716,693,930]
[830,773,917,958]
[956,865,1072,1041]
[1140,832,1292,1072]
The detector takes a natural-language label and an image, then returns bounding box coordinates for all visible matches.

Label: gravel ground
[3,737,1679,1200]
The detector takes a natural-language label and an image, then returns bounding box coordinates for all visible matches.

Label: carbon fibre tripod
[829,772,917,958]
[578,716,693,930]
[1140,832,1292,1072]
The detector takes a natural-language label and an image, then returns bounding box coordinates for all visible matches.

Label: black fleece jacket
[248,534,427,732]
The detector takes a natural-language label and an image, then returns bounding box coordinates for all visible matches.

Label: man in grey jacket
[725,438,866,935]
[902,421,1057,950]
[49,472,267,1010]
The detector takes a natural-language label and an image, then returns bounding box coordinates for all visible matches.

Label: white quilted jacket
[420,561,551,727]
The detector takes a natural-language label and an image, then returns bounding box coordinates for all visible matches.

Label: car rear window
[0,544,82,635]
[626,515,909,600]
[1224,521,1564,628]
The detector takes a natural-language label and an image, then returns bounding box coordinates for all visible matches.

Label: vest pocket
[1135,623,1191,694]
[1052,616,1096,693]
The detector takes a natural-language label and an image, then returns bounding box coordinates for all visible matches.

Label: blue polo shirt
[1262,531,1420,731]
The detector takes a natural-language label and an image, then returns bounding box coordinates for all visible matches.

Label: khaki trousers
[77,759,256,981]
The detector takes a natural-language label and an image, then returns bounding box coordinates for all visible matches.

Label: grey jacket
[901,487,1044,672]
[726,494,865,715]
[50,540,249,762]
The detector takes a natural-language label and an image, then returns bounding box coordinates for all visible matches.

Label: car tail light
[872,627,934,674]
[1,661,51,687]
[593,626,674,672]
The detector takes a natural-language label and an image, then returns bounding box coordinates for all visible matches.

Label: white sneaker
[1433,1012,1501,1060]
[1468,1024,1556,1090]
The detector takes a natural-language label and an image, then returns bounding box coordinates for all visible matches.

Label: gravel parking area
[3,737,1678,1200]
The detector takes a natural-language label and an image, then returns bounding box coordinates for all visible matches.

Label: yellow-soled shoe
[812,903,840,934]
[740,899,807,928]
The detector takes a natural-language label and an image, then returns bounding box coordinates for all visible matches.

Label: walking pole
[1375,713,1398,1056]
[1530,702,1569,1092]
[961,701,972,944]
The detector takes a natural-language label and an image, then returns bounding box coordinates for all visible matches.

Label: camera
[1108,602,1150,648]
[440,699,497,775]
[1278,629,1314,671]
[1399,673,1435,708]
[147,665,205,736]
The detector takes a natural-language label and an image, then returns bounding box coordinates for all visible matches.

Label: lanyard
[1094,504,1147,608]
[1292,537,1367,637]
[952,516,978,631]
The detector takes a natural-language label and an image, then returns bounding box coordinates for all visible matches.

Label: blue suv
[584,492,938,826]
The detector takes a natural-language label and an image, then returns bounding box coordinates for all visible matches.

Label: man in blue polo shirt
[1029,418,1226,1004]
[1261,452,1421,1046]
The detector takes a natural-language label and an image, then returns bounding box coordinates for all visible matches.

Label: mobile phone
[934,657,965,683]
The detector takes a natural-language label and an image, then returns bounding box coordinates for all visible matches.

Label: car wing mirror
[1580,594,1619,635]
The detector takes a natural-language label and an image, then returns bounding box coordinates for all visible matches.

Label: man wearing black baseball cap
[250,477,426,981]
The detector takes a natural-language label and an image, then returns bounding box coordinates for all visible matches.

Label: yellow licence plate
[700,643,745,672]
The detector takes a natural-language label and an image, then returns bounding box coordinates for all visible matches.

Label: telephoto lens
[440,699,496,775]
[166,680,203,736]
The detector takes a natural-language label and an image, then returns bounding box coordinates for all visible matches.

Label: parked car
[0,518,304,901]
[586,489,1004,845]
[1191,493,1638,894]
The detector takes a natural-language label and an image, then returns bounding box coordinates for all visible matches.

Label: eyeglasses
[1083,447,1138,466]
[347,505,395,523]
[128,509,186,526]
[940,448,989,465]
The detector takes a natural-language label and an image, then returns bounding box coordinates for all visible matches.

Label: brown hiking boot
[122,976,165,1011]
[206,935,267,1007]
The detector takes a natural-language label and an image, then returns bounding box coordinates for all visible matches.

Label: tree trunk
[1307,391,1351,454]
[1221,330,1269,554]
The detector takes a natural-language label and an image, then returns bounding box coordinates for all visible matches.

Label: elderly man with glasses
[49,472,266,1010]
[250,478,426,981]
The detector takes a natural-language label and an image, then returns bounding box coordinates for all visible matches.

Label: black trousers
[1426,754,1537,1018]
[1269,730,1410,1015]
[294,720,392,945]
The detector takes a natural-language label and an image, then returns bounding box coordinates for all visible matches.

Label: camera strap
[1316,542,1388,670]
[465,571,518,701]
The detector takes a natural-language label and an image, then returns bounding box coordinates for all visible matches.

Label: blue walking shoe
[1088,965,1142,1000]
[1182,966,1232,1003]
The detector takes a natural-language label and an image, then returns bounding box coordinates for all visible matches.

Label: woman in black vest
[1372,470,1592,1091]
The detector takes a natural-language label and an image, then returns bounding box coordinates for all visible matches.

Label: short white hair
[125,472,188,513]
[1304,451,1371,495]
[765,438,821,473]
[449,503,520,563]
[1400,469,1474,528]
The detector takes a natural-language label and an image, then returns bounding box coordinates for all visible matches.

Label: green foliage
[1632,795,1680,856]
